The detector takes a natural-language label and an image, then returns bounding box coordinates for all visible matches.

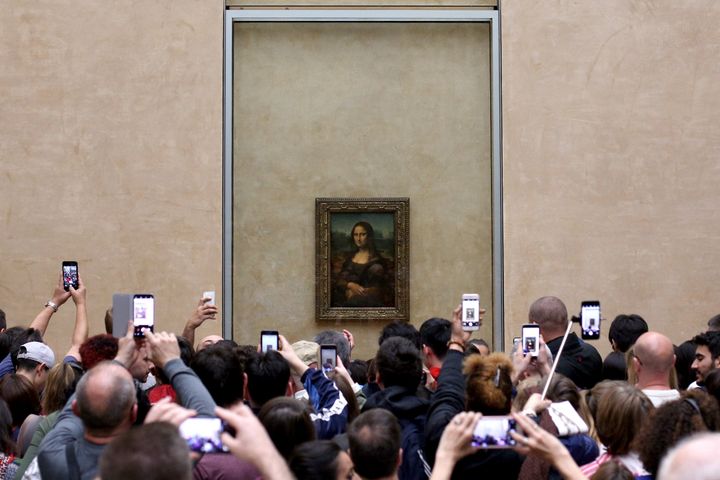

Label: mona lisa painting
[316,198,409,322]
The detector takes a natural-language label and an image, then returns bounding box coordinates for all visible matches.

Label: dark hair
[464,353,513,415]
[4,328,43,367]
[704,369,720,405]
[313,331,351,366]
[466,338,490,356]
[0,309,6,332]
[99,422,191,480]
[79,334,119,371]
[348,409,401,479]
[637,391,720,476]
[378,321,421,350]
[674,340,698,390]
[246,351,290,407]
[42,362,82,414]
[259,397,315,460]
[375,337,422,390]
[602,351,627,381]
[0,374,40,428]
[692,331,720,361]
[608,314,648,352]
[348,360,369,385]
[590,460,634,480]
[0,399,16,455]
[350,221,376,254]
[75,362,136,435]
[289,440,343,480]
[191,343,244,408]
[707,314,720,332]
[419,318,452,360]
[235,345,258,370]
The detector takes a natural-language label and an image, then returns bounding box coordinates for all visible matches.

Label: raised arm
[30,274,72,336]
[65,275,89,360]
[181,296,218,348]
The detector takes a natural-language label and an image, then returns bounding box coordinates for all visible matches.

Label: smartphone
[581,300,601,340]
[179,417,227,453]
[260,330,279,352]
[462,293,481,331]
[521,324,540,357]
[132,294,154,338]
[471,416,517,448]
[62,261,79,291]
[203,291,216,306]
[320,345,337,373]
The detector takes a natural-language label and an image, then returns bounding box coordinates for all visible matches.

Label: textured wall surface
[232,23,493,359]
[0,1,224,355]
[502,0,720,355]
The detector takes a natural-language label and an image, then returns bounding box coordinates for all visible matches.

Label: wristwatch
[44,301,59,313]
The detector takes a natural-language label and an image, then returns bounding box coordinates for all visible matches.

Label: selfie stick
[540,319,574,401]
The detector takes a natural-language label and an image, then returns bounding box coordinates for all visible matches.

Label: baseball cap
[17,342,56,368]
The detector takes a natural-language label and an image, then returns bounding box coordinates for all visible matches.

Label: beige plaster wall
[232,22,494,360]
[502,0,720,356]
[0,2,224,356]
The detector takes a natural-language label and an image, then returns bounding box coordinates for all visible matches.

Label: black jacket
[546,333,603,390]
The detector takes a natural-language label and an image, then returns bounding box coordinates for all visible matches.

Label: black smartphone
[320,345,337,373]
[62,261,79,291]
[132,294,154,338]
[521,324,540,357]
[580,300,601,340]
[260,330,279,352]
[471,416,518,448]
[179,417,228,453]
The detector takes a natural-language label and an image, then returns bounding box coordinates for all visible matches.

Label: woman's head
[593,382,653,455]
[350,222,375,252]
[289,440,357,480]
[42,362,83,414]
[464,352,513,415]
[636,390,720,476]
[0,399,15,455]
[0,374,40,429]
[259,397,316,461]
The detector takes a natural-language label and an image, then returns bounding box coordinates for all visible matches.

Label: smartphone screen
[179,417,227,453]
[581,301,601,340]
[62,261,79,291]
[521,324,540,357]
[320,345,337,373]
[471,416,517,448]
[260,331,279,352]
[462,293,480,331]
[133,294,154,338]
[203,291,216,306]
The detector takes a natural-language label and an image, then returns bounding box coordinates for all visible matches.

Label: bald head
[658,433,720,480]
[529,296,568,339]
[75,361,136,437]
[634,332,675,374]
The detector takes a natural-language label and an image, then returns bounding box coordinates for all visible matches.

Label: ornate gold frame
[315,197,410,322]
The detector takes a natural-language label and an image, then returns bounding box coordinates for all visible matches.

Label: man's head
[419,318,451,368]
[691,332,720,384]
[632,332,675,389]
[374,337,422,391]
[245,350,291,408]
[528,296,568,340]
[73,361,137,439]
[191,343,244,408]
[707,314,720,333]
[608,314,649,352]
[348,409,402,480]
[313,331,351,366]
[658,433,720,480]
[0,308,6,332]
[196,335,224,352]
[14,341,56,392]
[378,321,421,350]
[99,422,191,480]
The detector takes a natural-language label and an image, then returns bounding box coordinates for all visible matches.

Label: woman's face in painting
[353,225,368,248]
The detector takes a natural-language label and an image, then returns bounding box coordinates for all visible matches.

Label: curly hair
[79,334,118,371]
[464,352,513,414]
[636,390,720,476]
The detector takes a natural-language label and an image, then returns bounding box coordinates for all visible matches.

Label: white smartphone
[203,291,216,306]
[260,330,279,352]
[580,300,601,340]
[521,324,540,357]
[462,293,481,331]
[133,294,154,338]
[471,416,518,448]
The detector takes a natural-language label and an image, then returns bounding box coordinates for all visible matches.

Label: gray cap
[17,342,56,368]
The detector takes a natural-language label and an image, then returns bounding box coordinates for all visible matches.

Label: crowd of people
[0,274,719,480]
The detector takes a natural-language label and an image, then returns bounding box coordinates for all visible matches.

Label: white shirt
[642,388,681,407]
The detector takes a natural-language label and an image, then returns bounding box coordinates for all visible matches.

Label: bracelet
[44,301,58,313]
[447,340,465,350]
